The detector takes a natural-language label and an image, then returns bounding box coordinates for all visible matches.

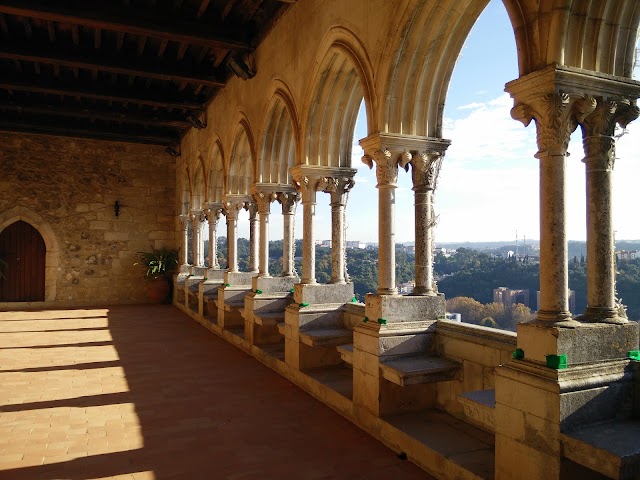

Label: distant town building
[536,290,576,313]
[346,241,367,249]
[398,281,415,294]
[315,239,331,248]
[494,287,530,309]
[617,250,639,260]
[445,312,462,322]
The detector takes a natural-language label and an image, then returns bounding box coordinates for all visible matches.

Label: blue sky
[236,0,639,243]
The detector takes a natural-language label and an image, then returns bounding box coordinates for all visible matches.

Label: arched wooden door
[0,221,46,302]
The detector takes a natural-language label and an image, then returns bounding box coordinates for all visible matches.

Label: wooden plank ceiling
[0,0,293,151]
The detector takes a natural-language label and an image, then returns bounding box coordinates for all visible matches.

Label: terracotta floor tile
[0,306,434,479]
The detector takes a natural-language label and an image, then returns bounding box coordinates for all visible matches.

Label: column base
[364,293,445,323]
[580,306,628,324]
[293,282,354,305]
[377,287,398,295]
[517,319,639,365]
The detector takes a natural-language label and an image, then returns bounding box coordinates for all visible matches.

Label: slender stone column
[295,177,319,285]
[189,209,204,267]
[223,202,241,272]
[319,177,355,284]
[511,93,595,322]
[278,191,299,277]
[410,147,448,295]
[197,218,205,267]
[255,192,277,277]
[361,149,411,295]
[204,206,222,269]
[179,214,190,265]
[248,202,259,273]
[580,99,639,323]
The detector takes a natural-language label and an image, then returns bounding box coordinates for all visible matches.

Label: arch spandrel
[300,26,377,167]
[190,153,206,210]
[206,139,225,203]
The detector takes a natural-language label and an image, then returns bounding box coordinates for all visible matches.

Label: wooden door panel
[0,221,46,302]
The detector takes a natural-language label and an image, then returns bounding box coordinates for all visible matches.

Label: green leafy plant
[135,248,179,280]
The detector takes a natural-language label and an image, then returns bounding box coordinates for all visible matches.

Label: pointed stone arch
[178,163,192,215]
[301,26,376,167]
[379,0,490,137]
[227,116,256,195]
[503,0,640,77]
[0,205,59,303]
[206,138,226,203]
[190,152,206,210]
[259,80,300,184]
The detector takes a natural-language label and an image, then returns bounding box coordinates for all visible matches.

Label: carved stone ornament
[362,149,411,186]
[411,152,443,191]
[254,191,278,213]
[246,201,258,219]
[511,93,596,157]
[189,210,205,223]
[277,191,300,215]
[204,207,223,223]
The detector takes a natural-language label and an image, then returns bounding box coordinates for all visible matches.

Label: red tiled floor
[0,305,433,479]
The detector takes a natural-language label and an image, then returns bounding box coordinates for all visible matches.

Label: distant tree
[446,296,485,324]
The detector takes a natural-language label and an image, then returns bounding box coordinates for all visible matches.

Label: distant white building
[346,241,367,249]
[445,313,462,322]
[617,250,639,260]
[494,287,530,309]
[398,281,415,294]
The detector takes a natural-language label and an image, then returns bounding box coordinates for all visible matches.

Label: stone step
[458,389,495,432]
[561,420,640,480]
[336,344,353,365]
[254,312,285,326]
[379,355,460,387]
[299,328,353,347]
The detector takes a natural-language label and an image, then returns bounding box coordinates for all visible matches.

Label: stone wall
[0,132,177,307]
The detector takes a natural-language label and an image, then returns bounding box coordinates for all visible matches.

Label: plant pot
[146,277,171,303]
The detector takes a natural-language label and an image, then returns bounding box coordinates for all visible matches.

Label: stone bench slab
[380,355,460,387]
[299,328,353,347]
[458,389,495,432]
[561,420,640,479]
[336,344,353,365]
[254,312,285,327]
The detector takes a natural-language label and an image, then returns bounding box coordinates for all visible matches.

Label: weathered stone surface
[365,293,445,323]
[293,282,354,305]
[0,132,176,306]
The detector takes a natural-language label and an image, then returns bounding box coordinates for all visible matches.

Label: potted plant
[135,247,179,303]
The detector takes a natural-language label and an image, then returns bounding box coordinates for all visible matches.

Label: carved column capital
[362,148,411,187]
[253,191,278,214]
[410,151,445,192]
[581,98,640,171]
[292,175,321,203]
[204,207,223,224]
[222,201,245,220]
[511,93,596,158]
[189,209,205,223]
[318,176,355,205]
[277,191,300,215]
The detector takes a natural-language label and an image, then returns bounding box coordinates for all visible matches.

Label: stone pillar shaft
[248,204,259,273]
[410,150,446,295]
[205,207,221,269]
[226,210,238,272]
[254,192,276,277]
[278,191,299,278]
[538,153,570,317]
[189,210,203,268]
[180,215,189,265]
[301,188,317,284]
[330,199,346,283]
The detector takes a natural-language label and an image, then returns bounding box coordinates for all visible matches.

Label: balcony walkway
[0,305,432,480]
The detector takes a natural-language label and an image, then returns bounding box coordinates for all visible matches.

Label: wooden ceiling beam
[0,0,250,50]
[0,120,179,145]
[0,44,226,87]
[0,78,206,110]
[0,102,192,129]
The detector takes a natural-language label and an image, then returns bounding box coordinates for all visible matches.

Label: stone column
[248,202,259,273]
[294,176,319,284]
[204,206,222,269]
[320,176,355,284]
[361,149,411,295]
[278,191,299,277]
[223,202,241,273]
[511,93,595,322]
[179,214,190,265]
[410,147,447,295]
[255,192,277,277]
[580,99,639,323]
[189,209,204,268]
[197,218,205,267]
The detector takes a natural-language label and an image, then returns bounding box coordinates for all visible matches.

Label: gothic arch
[206,138,226,203]
[259,81,299,184]
[0,206,59,302]
[191,152,206,210]
[379,0,490,137]
[503,0,640,77]
[226,116,256,195]
[301,26,376,167]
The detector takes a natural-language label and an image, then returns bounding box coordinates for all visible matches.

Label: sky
[234,0,640,243]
